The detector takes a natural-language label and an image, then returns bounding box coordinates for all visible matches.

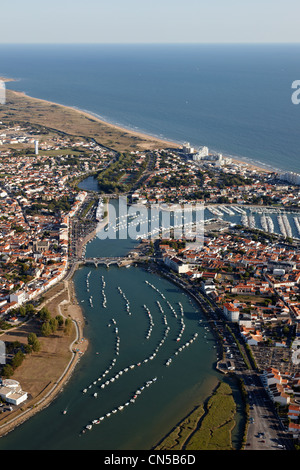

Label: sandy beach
[229,156,272,173]
[2,86,272,173]
[4,89,179,152]
[23,92,272,173]
[0,85,272,438]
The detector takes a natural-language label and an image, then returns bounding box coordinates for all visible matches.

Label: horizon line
[0,41,300,46]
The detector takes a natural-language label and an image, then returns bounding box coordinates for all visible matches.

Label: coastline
[0,85,267,442]
[226,156,272,174]
[4,89,178,152]
[3,87,272,173]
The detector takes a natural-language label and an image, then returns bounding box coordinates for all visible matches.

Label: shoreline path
[0,264,89,439]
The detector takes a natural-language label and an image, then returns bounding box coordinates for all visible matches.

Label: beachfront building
[192,146,209,161]
[279,171,300,186]
[0,379,28,406]
[182,142,195,155]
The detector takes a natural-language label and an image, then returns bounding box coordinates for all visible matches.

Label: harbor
[205,204,300,240]
[0,257,222,450]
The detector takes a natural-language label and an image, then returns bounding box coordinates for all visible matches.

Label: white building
[279,171,300,186]
[164,256,190,273]
[34,140,39,155]
[182,142,195,155]
[260,368,290,406]
[0,379,28,406]
[192,146,209,161]
[9,291,27,306]
[201,280,216,295]
[223,302,239,322]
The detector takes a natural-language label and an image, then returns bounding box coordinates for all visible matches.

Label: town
[1,120,300,449]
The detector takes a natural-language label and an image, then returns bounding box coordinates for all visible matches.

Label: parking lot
[242,371,293,450]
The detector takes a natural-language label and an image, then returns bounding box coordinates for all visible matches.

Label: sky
[0,0,300,44]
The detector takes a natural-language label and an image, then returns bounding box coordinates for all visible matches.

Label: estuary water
[0,195,231,450]
[0,265,220,450]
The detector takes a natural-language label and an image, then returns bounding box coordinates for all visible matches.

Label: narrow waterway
[0,180,246,450]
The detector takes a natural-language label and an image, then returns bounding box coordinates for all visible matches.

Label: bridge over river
[80,256,146,268]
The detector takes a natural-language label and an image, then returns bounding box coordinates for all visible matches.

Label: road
[151,262,295,450]
[243,371,293,450]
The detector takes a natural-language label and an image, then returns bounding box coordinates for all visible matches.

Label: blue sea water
[1,43,300,172]
[0,44,298,450]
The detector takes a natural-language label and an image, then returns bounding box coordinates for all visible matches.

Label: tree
[11,350,25,369]
[64,318,72,335]
[38,307,51,322]
[18,305,26,317]
[41,321,52,337]
[25,303,36,315]
[49,317,58,334]
[27,332,41,352]
[55,315,64,327]
[2,364,14,378]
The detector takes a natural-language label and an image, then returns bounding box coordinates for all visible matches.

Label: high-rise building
[198,146,209,157]
[0,80,5,105]
[192,146,209,161]
[34,140,39,155]
[279,171,300,185]
[182,142,195,154]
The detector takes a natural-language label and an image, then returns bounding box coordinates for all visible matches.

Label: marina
[96,198,104,222]
[99,200,300,243]
[0,41,298,452]
[0,255,221,450]
[101,275,107,308]
[0,196,246,451]
[204,205,300,241]
[67,256,221,448]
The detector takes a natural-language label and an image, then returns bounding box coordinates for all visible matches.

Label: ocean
[1,43,300,172]
[0,44,297,450]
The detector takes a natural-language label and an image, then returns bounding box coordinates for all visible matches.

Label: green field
[155,381,237,451]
